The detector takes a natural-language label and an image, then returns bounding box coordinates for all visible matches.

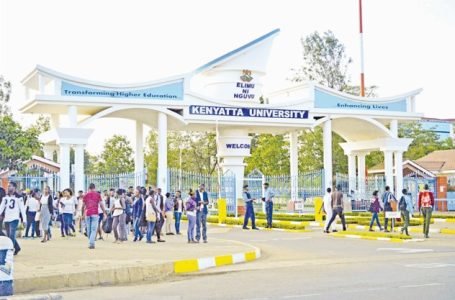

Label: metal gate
[403,175,437,210]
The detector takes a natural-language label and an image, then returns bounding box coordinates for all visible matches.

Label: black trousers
[326,207,346,231]
[155,217,164,239]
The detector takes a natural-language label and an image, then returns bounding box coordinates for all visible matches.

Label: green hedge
[255,213,315,222]
[224,217,306,230]
[340,216,426,226]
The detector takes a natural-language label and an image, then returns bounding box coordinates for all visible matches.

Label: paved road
[58,226,455,300]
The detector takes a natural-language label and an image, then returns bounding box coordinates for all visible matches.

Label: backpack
[102,215,113,233]
[399,196,407,211]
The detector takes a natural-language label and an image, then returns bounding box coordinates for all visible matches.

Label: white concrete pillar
[38,74,46,93]
[390,120,398,138]
[43,146,54,161]
[323,119,333,189]
[74,144,85,193]
[383,150,394,191]
[135,121,144,172]
[289,131,299,200]
[68,106,78,127]
[394,151,403,199]
[348,153,357,193]
[157,112,168,193]
[357,152,367,197]
[59,143,71,190]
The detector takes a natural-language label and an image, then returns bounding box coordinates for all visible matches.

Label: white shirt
[26,197,40,212]
[176,198,183,213]
[0,236,14,281]
[60,197,75,214]
[0,194,27,222]
[112,198,124,217]
[323,193,333,212]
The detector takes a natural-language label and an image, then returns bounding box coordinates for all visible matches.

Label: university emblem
[240,70,253,82]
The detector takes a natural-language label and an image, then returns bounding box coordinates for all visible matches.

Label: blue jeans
[133,217,143,239]
[196,211,207,241]
[146,221,156,242]
[25,211,36,237]
[266,202,273,226]
[4,220,19,249]
[174,212,182,234]
[187,214,196,241]
[0,280,13,296]
[62,213,74,236]
[369,212,382,229]
[85,215,99,247]
[243,203,256,228]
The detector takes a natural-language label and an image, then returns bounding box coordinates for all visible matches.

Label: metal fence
[167,168,236,213]
[7,174,60,193]
[84,170,146,192]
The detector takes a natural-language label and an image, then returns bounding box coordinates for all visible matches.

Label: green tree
[298,128,347,174]
[96,135,134,174]
[0,75,12,116]
[245,134,290,175]
[399,122,453,160]
[290,30,352,91]
[0,115,42,170]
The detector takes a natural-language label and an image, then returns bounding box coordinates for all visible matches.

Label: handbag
[35,211,41,221]
[146,210,156,222]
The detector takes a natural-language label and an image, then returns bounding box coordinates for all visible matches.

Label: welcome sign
[61,80,184,100]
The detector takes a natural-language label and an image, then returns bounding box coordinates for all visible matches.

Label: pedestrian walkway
[13,225,258,295]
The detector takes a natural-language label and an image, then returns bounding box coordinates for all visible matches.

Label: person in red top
[418,184,434,238]
[82,183,107,249]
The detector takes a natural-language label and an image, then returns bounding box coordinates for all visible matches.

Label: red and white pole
[359,0,365,97]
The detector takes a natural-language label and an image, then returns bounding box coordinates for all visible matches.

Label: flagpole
[359,0,366,97]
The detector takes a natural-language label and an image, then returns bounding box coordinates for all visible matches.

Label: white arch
[79,105,188,128]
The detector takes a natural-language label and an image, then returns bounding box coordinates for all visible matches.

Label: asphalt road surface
[58,226,455,300]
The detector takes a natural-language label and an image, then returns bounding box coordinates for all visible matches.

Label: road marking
[377,247,434,254]
[405,263,455,269]
[250,237,312,242]
[283,294,321,298]
[399,283,444,288]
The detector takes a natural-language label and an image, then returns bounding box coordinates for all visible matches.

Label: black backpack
[399,196,407,211]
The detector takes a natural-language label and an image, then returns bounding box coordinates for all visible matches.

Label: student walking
[144,189,158,244]
[368,190,383,232]
[185,191,197,243]
[154,188,166,242]
[195,184,209,243]
[24,189,40,238]
[165,193,175,235]
[111,189,127,243]
[399,188,413,236]
[263,183,275,229]
[322,187,333,233]
[82,183,107,249]
[382,186,396,232]
[132,187,144,242]
[326,185,347,232]
[39,186,54,243]
[0,182,26,255]
[173,191,183,235]
[60,188,76,237]
[418,184,434,238]
[242,185,258,230]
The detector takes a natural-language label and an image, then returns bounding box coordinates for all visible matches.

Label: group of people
[321,184,435,238]
[0,181,213,252]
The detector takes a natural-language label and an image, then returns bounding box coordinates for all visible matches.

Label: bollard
[0,235,14,296]
[218,198,227,224]
[314,197,324,222]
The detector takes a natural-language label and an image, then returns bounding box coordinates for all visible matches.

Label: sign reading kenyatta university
[61,80,184,100]
[189,105,308,119]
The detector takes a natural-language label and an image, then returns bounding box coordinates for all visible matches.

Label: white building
[19,29,423,200]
